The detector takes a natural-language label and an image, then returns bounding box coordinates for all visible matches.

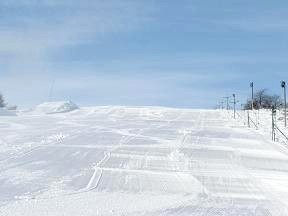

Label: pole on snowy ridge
[247,110,250,128]
[223,96,230,110]
[221,100,224,109]
[272,106,276,141]
[250,82,254,111]
[48,79,56,101]
[233,94,236,119]
[281,81,287,127]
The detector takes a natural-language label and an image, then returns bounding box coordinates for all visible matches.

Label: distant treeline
[244,89,282,110]
[0,93,17,110]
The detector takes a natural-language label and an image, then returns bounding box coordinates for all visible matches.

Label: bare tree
[254,89,267,109]
[244,89,282,110]
[270,94,282,107]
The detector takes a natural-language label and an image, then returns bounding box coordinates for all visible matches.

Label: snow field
[0,107,288,215]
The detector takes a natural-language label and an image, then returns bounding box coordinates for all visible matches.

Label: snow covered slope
[32,101,79,114]
[0,107,288,215]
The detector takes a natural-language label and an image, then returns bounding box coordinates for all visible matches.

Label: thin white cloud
[0,0,154,67]
[0,0,157,107]
[211,9,288,32]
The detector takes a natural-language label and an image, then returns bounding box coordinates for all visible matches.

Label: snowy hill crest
[33,101,79,114]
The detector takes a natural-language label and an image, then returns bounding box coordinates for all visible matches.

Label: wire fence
[275,124,288,142]
[233,108,288,145]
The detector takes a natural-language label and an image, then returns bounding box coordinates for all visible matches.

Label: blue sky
[1,0,288,108]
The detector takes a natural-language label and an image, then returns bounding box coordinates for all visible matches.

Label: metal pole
[282,81,287,127]
[285,84,286,127]
[272,108,274,141]
[250,82,254,110]
[233,94,236,119]
[48,79,56,101]
[272,106,276,141]
[248,110,250,128]
[223,97,229,110]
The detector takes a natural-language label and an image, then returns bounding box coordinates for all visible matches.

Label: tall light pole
[272,105,276,141]
[223,97,230,110]
[221,100,224,109]
[48,79,56,101]
[281,81,287,127]
[250,82,254,110]
[233,94,236,119]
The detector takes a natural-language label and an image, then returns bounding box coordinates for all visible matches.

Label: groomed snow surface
[0,106,288,215]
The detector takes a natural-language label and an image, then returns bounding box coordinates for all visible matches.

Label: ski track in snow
[0,107,288,215]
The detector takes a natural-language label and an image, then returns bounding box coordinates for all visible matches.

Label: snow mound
[0,108,16,116]
[34,101,79,114]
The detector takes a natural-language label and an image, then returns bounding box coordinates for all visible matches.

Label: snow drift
[33,101,79,114]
